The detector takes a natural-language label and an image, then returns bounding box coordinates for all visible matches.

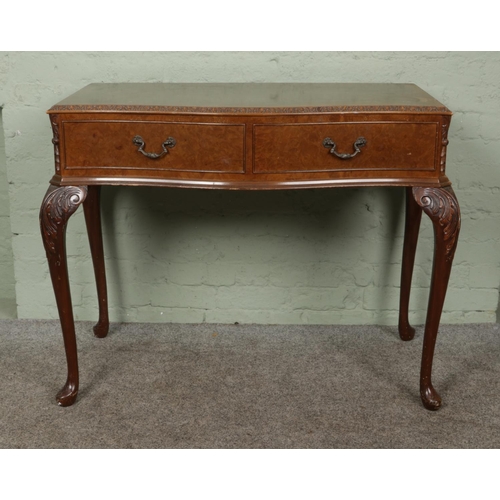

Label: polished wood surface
[398,188,423,342]
[253,122,437,173]
[48,83,450,113]
[48,84,451,191]
[41,83,460,410]
[412,186,460,410]
[40,184,87,406]
[49,112,451,190]
[64,120,246,173]
[83,186,109,339]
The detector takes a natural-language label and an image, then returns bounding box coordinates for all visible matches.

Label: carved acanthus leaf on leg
[40,185,88,256]
[412,186,460,263]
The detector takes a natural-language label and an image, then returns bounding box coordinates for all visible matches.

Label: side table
[40,83,460,409]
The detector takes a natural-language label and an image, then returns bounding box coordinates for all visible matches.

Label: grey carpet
[1,320,499,448]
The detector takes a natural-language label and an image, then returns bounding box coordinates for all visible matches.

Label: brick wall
[1,52,499,324]
[0,109,16,318]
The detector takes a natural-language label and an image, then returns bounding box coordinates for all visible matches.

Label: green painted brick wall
[0,51,499,324]
[0,110,17,318]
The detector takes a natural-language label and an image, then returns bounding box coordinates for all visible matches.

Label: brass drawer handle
[132,135,176,159]
[323,137,367,159]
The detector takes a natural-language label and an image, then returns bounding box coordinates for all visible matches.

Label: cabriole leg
[398,187,423,340]
[40,184,88,406]
[412,186,460,410]
[83,186,109,338]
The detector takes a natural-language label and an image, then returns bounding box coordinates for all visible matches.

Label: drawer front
[253,122,438,173]
[63,121,245,173]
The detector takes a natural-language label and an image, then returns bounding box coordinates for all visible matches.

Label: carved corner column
[40,184,87,406]
[412,186,460,410]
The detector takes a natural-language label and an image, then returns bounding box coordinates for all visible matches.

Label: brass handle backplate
[132,135,176,159]
[323,137,367,159]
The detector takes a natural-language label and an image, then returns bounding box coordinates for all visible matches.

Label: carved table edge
[47,105,453,115]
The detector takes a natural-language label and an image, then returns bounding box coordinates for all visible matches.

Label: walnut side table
[40,83,460,409]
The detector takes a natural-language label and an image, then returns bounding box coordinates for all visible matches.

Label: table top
[48,83,450,114]
[48,82,452,190]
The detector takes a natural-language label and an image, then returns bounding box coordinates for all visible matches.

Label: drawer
[63,121,245,173]
[253,122,438,173]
